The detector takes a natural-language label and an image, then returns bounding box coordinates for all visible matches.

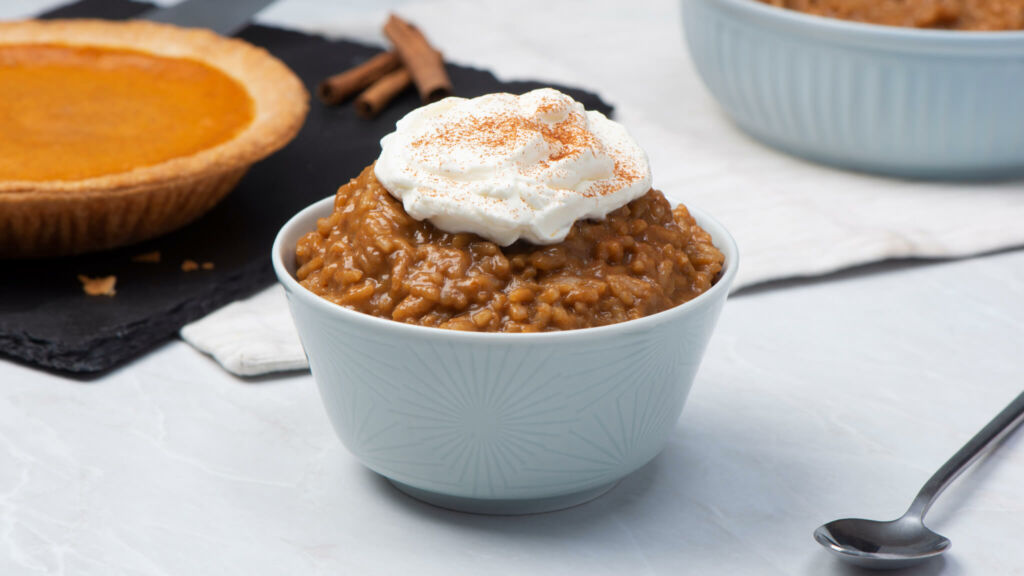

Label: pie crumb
[201,261,215,270]
[132,251,161,263]
[78,274,117,297]
[181,259,199,272]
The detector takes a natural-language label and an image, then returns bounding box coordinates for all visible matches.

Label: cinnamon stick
[355,68,413,119]
[317,51,402,105]
[383,14,452,103]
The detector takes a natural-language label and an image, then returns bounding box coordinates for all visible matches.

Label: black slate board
[0,0,613,376]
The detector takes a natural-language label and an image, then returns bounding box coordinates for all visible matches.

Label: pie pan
[273,195,738,514]
[0,19,309,258]
[682,0,1024,178]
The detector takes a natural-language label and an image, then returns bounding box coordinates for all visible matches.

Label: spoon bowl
[814,517,950,570]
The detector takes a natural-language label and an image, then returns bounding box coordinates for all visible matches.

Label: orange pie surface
[0,44,255,182]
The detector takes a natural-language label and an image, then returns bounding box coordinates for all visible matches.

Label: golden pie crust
[0,19,310,258]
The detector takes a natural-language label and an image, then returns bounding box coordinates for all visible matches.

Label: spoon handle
[906,390,1024,520]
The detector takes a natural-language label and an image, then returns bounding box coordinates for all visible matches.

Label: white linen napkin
[181,0,1024,376]
[180,286,307,376]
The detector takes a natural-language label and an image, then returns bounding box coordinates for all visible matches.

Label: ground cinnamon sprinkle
[414,110,600,164]
[587,165,635,199]
[409,103,640,202]
[539,112,601,161]
[413,115,528,151]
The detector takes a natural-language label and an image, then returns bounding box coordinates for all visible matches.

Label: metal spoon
[814,390,1024,570]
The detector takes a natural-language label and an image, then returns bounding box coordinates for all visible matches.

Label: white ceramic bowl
[682,0,1024,178]
[273,196,738,514]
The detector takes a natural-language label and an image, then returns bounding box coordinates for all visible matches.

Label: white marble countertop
[3,1,1024,575]
[3,250,1023,576]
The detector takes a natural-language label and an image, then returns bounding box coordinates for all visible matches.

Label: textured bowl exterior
[682,0,1024,178]
[0,167,247,258]
[273,196,737,509]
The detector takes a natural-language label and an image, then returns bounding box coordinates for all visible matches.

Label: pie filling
[0,44,255,182]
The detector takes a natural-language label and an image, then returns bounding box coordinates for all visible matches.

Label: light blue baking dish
[682,0,1024,179]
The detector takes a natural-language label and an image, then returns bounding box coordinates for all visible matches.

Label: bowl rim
[272,194,738,342]
[704,0,1024,43]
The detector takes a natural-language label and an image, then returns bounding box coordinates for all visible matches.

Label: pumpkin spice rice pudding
[758,0,1024,30]
[296,89,723,332]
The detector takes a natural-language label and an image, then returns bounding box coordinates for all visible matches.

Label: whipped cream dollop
[374,88,652,246]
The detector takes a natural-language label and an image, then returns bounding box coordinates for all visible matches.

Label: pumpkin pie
[0,19,309,258]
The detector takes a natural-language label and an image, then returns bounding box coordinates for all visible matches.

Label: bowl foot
[386,479,618,515]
